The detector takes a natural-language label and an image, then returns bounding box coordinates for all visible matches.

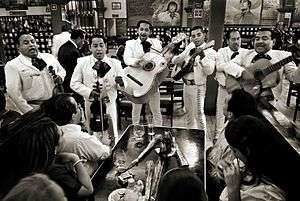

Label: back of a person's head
[3,173,66,201]
[71,29,85,40]
[1,110,59,178]
[225,115,300,200]
[157,168,207,201]
[228,89,258,118]
[61,20,72,32]
[41,93,76,126]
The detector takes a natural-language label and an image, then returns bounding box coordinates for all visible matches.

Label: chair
[286,81,300,121]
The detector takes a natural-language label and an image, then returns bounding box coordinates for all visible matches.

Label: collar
[69,39,78,48]
[60,124,82,133]
[19,53,42,66]
[137,37,151,44]
[255,50,272,55]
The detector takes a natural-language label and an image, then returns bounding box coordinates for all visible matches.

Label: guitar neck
[262,56,294,76]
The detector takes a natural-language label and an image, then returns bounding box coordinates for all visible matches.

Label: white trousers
[132,90,162,126]
[184,84,206,133]
[215,85,229,139]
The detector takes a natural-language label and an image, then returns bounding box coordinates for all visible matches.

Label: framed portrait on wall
[152,0,182,26]
[261,0,280,25]
[127,0,182,27]
[225,0,262,25]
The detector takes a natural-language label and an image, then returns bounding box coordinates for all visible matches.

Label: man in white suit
[172,26,216,146]
[123,20,163,126]
[5,34,66,114]
[71,35,125,143]
[215,30,247,140]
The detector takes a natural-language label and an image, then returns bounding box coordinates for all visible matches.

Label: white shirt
[172,42,216,85]
[124,37,163,67]
[215,46,247,86]
[70,55,124,102]
[58,124,111,161]
[51,31,71,58]
[5,53,66,113]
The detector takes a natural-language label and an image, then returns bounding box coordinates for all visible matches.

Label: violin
[90,61,110,132]
[48,66,64,95]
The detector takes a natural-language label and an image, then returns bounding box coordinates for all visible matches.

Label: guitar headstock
[171,33,187,44]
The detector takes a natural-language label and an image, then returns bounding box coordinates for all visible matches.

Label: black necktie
[32,57,47,71]
[251,53,272,63]
[141,41,152,53]
[92,60,111,78]
[231,51,239,60]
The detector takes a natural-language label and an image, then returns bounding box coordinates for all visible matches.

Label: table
[90,125,204,201]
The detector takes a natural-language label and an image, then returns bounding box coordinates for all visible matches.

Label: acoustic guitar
[171,40,215,80]
[225,55,294,97]
[121,33,186,104]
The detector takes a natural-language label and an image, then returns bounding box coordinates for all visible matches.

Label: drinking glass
[133,125,145,147]
[147,115,155,140]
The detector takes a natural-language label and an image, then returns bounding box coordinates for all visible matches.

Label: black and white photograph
[0,0,300,201]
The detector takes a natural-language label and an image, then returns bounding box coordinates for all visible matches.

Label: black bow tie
[251,53,272,63]
[141,40,152,53]
[231,51,239,59]
[32,57,47,71]
[92,60,111,78]
[189,48,196,56]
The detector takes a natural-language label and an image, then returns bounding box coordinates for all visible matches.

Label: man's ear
[271,39,276,47]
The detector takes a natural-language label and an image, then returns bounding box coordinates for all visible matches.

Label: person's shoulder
[77,55,90,62]
[108,57,122,65]
[5,56,20,66]
[270,49,292,57]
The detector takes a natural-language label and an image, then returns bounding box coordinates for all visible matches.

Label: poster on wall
[292,0,300,27]
[225,0,262,24]
[127,0,182,27]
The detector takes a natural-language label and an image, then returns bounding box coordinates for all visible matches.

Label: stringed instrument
[171,40,215,81]
[225,55,294,97]
[48,66,64,95]
[121,33,186,103]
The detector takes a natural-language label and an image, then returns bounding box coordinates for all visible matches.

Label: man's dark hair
[137,20,152,30]
[70,29,85,40]
[225,29,240,41]
[240,0,252,9]
[14,32,31,45]
[92,34,107,44]
[191,26,204,33]
[41,93,77,126]
[228,89,258,118]
[257,27,275,39]
[167,1,178,11]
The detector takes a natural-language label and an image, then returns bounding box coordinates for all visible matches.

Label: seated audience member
[222,115,300,201]
[2,173,67,201]
[157,168,208,201]
[0,110,93,201]
[41,93,111,173]
[207,89,260,201]
[0,90,20,128]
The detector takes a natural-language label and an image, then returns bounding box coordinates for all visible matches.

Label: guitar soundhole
[143,61,155,71]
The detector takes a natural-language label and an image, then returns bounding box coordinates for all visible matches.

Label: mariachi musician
[171,26,216,146]
[5,33,66,114]
[123,20,163,126]
[70,35,125,143]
